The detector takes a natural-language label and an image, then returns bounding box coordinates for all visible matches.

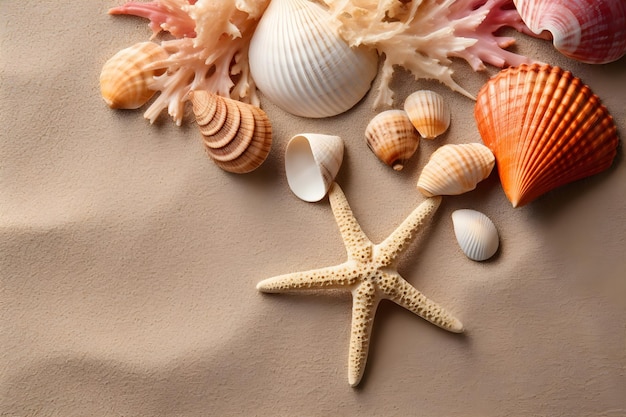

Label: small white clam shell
[285,133,344,202]
[451,209,499,261]
[249,0,378,118]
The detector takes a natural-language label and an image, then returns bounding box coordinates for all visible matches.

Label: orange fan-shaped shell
[474,64,618,207]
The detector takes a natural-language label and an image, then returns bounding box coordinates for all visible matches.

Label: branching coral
[109,0,269,125]
[322,0,536,107]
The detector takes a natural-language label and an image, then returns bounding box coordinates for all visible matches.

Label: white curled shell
[403,90,451,139]
[417,143,495,197]
[365,110,420,171]
[285,134,344,202]
[248,0,378,118]
[100,42,168,109]
[451,209,499,261]
[189,91,272,174]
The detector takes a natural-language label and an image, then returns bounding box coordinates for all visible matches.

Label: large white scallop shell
[513,0,626,64]
[285,133,344,202]
[248,0,379,118]
[451,209,499,261]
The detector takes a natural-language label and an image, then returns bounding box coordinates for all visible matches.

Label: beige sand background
[1,2,625,416]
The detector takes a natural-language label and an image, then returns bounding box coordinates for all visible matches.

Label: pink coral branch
[108,0,269,125]
[450,0,536,70]
[109,1,197,39]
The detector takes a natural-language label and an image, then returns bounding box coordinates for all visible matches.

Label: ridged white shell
[403,90,451,139]
[451,209,499,261]
[285,134,344,202]
[417,143,495,197]
[248,0,379,118]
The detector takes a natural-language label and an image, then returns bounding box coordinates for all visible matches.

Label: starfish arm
[348,281,380,387]
[256,262,359,293]
[375,196,442,267]
[378,272,464,333]
[328,183,374,263]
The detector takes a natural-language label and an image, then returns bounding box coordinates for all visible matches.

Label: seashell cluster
[417,143,495,197]
[100,42,168,109]
[365,110,420,171]
[285,134,344,202]
[248,0,378,118]
[189,91,272,174]
[474,64,619,207]
[403,90,451,139]
[451,209,499,261]
[513,0,626,64]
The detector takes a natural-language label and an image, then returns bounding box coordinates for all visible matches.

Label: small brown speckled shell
[365,109,420,171]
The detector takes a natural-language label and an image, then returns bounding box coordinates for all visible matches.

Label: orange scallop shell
[474,64,618,207]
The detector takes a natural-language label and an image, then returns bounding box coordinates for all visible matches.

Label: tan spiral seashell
[365,110,420,171]
[189,91,273,174]
[403,90,451,139]
[100,42,168,109]
[474,64,619,207]
[417,143,495,197]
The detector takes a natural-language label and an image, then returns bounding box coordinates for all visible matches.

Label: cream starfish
[257,182,464,387]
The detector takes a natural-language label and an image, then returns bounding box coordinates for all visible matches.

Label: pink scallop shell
[513,0,626,63]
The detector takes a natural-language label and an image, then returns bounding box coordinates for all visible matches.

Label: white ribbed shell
[451,209,499,261]
[248,0,379,118]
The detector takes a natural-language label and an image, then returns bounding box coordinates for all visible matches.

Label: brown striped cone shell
[100,42,168,109]
[365,110,420,171]
[189,91,273,174]
[474,64,619,207]
[403,90,451,139]
[417,143,495,197]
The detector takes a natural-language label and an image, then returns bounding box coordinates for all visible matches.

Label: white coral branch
[323,0,534,107]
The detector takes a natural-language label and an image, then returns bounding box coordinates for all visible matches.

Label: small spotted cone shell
[365,110,420,171]
[417,143,495,197]
[403,90,451,139]
[474,64,618,207]
[189,91,272,174]
[451,209,499,261]
[100,42,168,109]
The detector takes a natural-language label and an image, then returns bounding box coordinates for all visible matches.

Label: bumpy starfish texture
[257,183,463,387]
